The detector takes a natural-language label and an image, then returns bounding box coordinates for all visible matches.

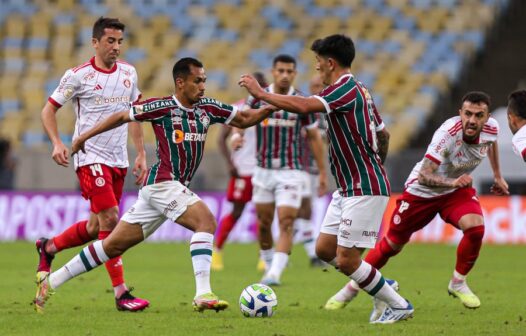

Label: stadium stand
[0,0,511,154]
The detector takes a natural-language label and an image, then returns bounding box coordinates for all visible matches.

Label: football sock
[216,213,237,250]
[350,260,407,308]
[295,218,317,259]
[456,225,485,276]
[267,252,288,279]
[49,240,109,289]
[364,237,400,269]
[190,232,213,297]
[98,230,125,289]
[51,220,91,253]
[260,248,275,271]
[333,281,360,302]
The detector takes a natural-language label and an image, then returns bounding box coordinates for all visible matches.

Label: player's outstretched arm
[41,101,69,167]
[488,141,509,195]
[229,105,276,129]
[128,122,147,185]
[418,158,472,188]
[72,110,131,155]
[238,74,325,115]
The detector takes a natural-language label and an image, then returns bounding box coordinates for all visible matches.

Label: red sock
[215,213,237,250]
[52,220,91,252]
[456,225,485,276]
[98,230,125,287]
[364,237,400,269]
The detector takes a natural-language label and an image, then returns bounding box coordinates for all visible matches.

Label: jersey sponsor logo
[261,118,296,127]
[95,177,106,187]
[94,95,131,105]
[83,71,96,81]
[123,79,131,88]
[143,99,177,112]
[362,230,377,238]
[172,130,207,144]
[173,130,184,144]
[340,218,352,226]
[163,199,179,216]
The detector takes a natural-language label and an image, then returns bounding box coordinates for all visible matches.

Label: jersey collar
[90,56,118,74]
[334,73,354,85]
[268,83,295,95]
[172,95,193,112]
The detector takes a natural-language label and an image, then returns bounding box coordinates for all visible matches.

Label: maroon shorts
[386,187,483,245]
[76,163,127,213]
[226,175,253,203]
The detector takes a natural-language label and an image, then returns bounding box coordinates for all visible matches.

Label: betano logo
[172,130,207,144]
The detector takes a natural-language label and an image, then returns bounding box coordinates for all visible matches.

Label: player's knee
[98,210,119,229]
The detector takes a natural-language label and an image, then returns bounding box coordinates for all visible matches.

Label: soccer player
[34,57,277,313]
[324,91,509,315]
[239,34,413,324]
[507,90,526,159]
[246,54,327,286]
[37,17,149,312]
[212,72,268,271]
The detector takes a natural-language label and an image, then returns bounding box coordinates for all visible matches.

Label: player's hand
[52,141,70,167]
[133,152,147,185]
[230,132,245,150]
[490,176,509,196]
[239,74,264,99]
[317,173,328,197]
[452,174,472,188]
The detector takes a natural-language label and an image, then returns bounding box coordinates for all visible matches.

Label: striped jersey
[246,84,317,170]
[49,56,141,169]
[511,124,526,161]
[129,95,237,186]
[313,74,390,197]
[405,116,499,198]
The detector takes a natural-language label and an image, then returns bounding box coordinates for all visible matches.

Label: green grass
[0,242,525,336]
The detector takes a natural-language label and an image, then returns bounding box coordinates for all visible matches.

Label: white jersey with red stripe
[405,116,499,198]
[512,124,526,161]
[49,57,141,169]
[229,99,256,176]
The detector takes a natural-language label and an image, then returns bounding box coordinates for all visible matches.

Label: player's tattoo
[418,158,456,187]
[376,130,389,164]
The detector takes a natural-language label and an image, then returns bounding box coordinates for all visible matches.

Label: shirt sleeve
[48,69,80,108]
[313,81,357,114]
[129,99,171,121]
[424,126,453,165]
[512,132,526,161]
[200,98,238,125]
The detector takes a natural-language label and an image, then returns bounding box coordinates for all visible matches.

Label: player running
[36,17,149,312]
[324,91,509,316]
[33,57,277,313]
[239,34,414,324]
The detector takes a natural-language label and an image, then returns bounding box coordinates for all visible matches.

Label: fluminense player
[507,90,526,160]
[245,54,327,286]
[36,17,149,312]
[34,57,277,313]
[212,72,268,271]
[239,34,413,324]
[324,91,509,315]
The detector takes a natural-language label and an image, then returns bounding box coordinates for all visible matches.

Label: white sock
[333,281,359,302]
[267,252,289,279]
[190,232,213,297]
[453,270,466,281]
[350,261,407,308]
[260,248,275,271]
[50,240,109,289]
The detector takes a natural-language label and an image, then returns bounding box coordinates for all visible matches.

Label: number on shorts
[89,163,103,176]
[399,201,410,213]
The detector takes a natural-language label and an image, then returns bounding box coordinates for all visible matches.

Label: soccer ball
[239,283,278,317]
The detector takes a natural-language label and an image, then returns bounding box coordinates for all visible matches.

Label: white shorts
[121,181,201,239]
[320,191,389,249]
[251,166,303,208]
[300,172,319,198]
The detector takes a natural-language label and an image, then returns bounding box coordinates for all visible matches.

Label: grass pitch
[0,242,525,336]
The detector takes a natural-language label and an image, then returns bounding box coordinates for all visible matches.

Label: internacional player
[507,90,526,160]
[34,57,277,313]
[246,54,327,286]
[239,34,413,324]
[37,17,149,312]
[325,91,509,316]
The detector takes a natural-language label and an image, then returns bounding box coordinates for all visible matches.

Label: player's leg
[442,188,484,308]
[296,196,324,266]
[255,202,276,275]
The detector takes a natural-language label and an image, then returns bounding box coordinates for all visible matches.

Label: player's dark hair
[272,54,296,67]
[92,17,125,40]
[253,71,268,87]
[508,90,526,119]
[461,91,491,108]
[311,34,355,68]
[172,57,204,81]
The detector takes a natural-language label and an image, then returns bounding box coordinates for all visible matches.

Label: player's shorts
[226,175,253,203]
[300,172,319,198]
[386,187,483,245]
[251,166,303,208]
[121,180,201,239]
[320,191,389,249]
[76,163,127,213]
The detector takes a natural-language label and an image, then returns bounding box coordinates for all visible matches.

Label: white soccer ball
[239,283,278,317]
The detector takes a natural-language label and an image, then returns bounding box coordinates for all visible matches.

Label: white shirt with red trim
[230,99,256,176]
[405,116,499,198]
[49,57,141,169]
[512,124,526,161]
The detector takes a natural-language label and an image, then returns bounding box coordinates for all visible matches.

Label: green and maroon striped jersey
[246,84,317,170]
[130,95,236,186]
[313,74,390,197]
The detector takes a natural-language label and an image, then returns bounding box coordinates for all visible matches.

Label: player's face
[315,55,332,86]
[181,65,206,104]
[459,101,489,140]
[92,28,123,66]
[271,62,296,91]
